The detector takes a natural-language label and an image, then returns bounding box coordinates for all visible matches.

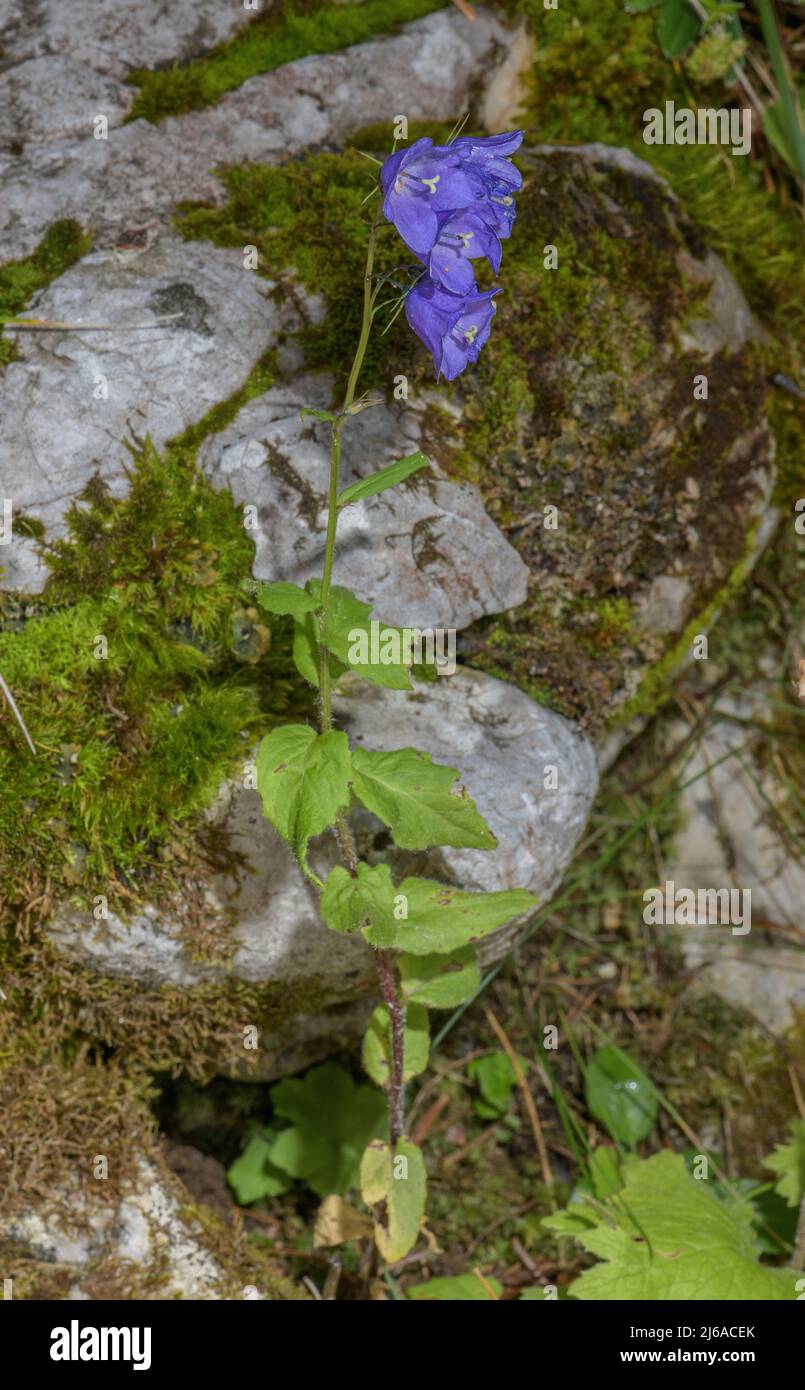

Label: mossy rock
[178,138,774,738]
[422,144,775,735]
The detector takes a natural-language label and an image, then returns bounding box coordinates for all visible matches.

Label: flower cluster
[380,131,523,380]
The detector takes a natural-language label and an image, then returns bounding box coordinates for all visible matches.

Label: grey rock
[0,236,301,592]
[0,55,130,153]
[661,686,805,1033]
[197,373,530,629]
[6,1158,232,1300]
[46,666,598,1076]
[0,8,515,260]
[633,575,693,638]
[0,0,247,79]
[336,665,598,904]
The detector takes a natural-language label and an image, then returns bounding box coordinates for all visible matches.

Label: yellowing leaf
[360,1138,426,1263]
[313,1194,373,1248]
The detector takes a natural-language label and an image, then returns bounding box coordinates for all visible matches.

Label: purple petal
[384,191,439,256]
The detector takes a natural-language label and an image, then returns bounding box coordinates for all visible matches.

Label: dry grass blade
[0,670,36,753]
[483,1005,553,1186]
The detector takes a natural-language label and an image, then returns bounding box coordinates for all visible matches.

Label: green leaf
[268,1062,387,1198]
[545,1150,802,1300]
[585,1044,657,1147]
[362,1003,429,1086]
[325,585,412,690]
[296,579,411,691]
[300,406,336,423]
[624,0,658,11]
[657,0,700,56]
[337,452,430,509]
[253,581,318,622]
[398,946,480,1008]
[764,1118,805,1208]
[468,1052,521,1118]
[255,724,351,861]
[292,611,348,688]
[227,1130,291,1204]
[408,1273,503,1301]
[320,862,396,936]
[360,1137,426,1262]
[350,746,497,850]
[322,869,537,956]
[363,876,537,954]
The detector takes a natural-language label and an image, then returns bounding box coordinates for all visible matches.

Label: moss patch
[127,0,446,123]
[0,437,312,927]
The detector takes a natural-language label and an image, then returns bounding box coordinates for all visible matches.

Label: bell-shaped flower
[381,137,478,256]
[450,130,524,189]
[405,277,501,381]
[426,208,502,294]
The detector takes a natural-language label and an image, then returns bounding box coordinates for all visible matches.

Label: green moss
[0,439,312,917]
[127,0,446,123]
[0,219,92,367]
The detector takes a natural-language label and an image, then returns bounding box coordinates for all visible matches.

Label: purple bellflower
[380,137,478,257]
[426,208,502,295]
[381,129,523,379]
[405,280,500,382]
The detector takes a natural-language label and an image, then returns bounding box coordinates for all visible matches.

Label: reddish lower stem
[375,947,405,1147]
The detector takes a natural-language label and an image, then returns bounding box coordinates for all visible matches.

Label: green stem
[312,215,407,1144]
[318,216,380,730]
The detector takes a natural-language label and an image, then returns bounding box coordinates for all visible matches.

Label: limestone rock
[5,1158,237,1300]
[0,0,248,80]
[45,666,598,1077]
[0,56,130,154]
[0,237,298,592]
[0,8,516,260]
[197,374,530,630]
[660,686,805,1034]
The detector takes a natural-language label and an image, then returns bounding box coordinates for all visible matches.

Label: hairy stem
[314,214,407,1145]
[376,947,406,1147]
